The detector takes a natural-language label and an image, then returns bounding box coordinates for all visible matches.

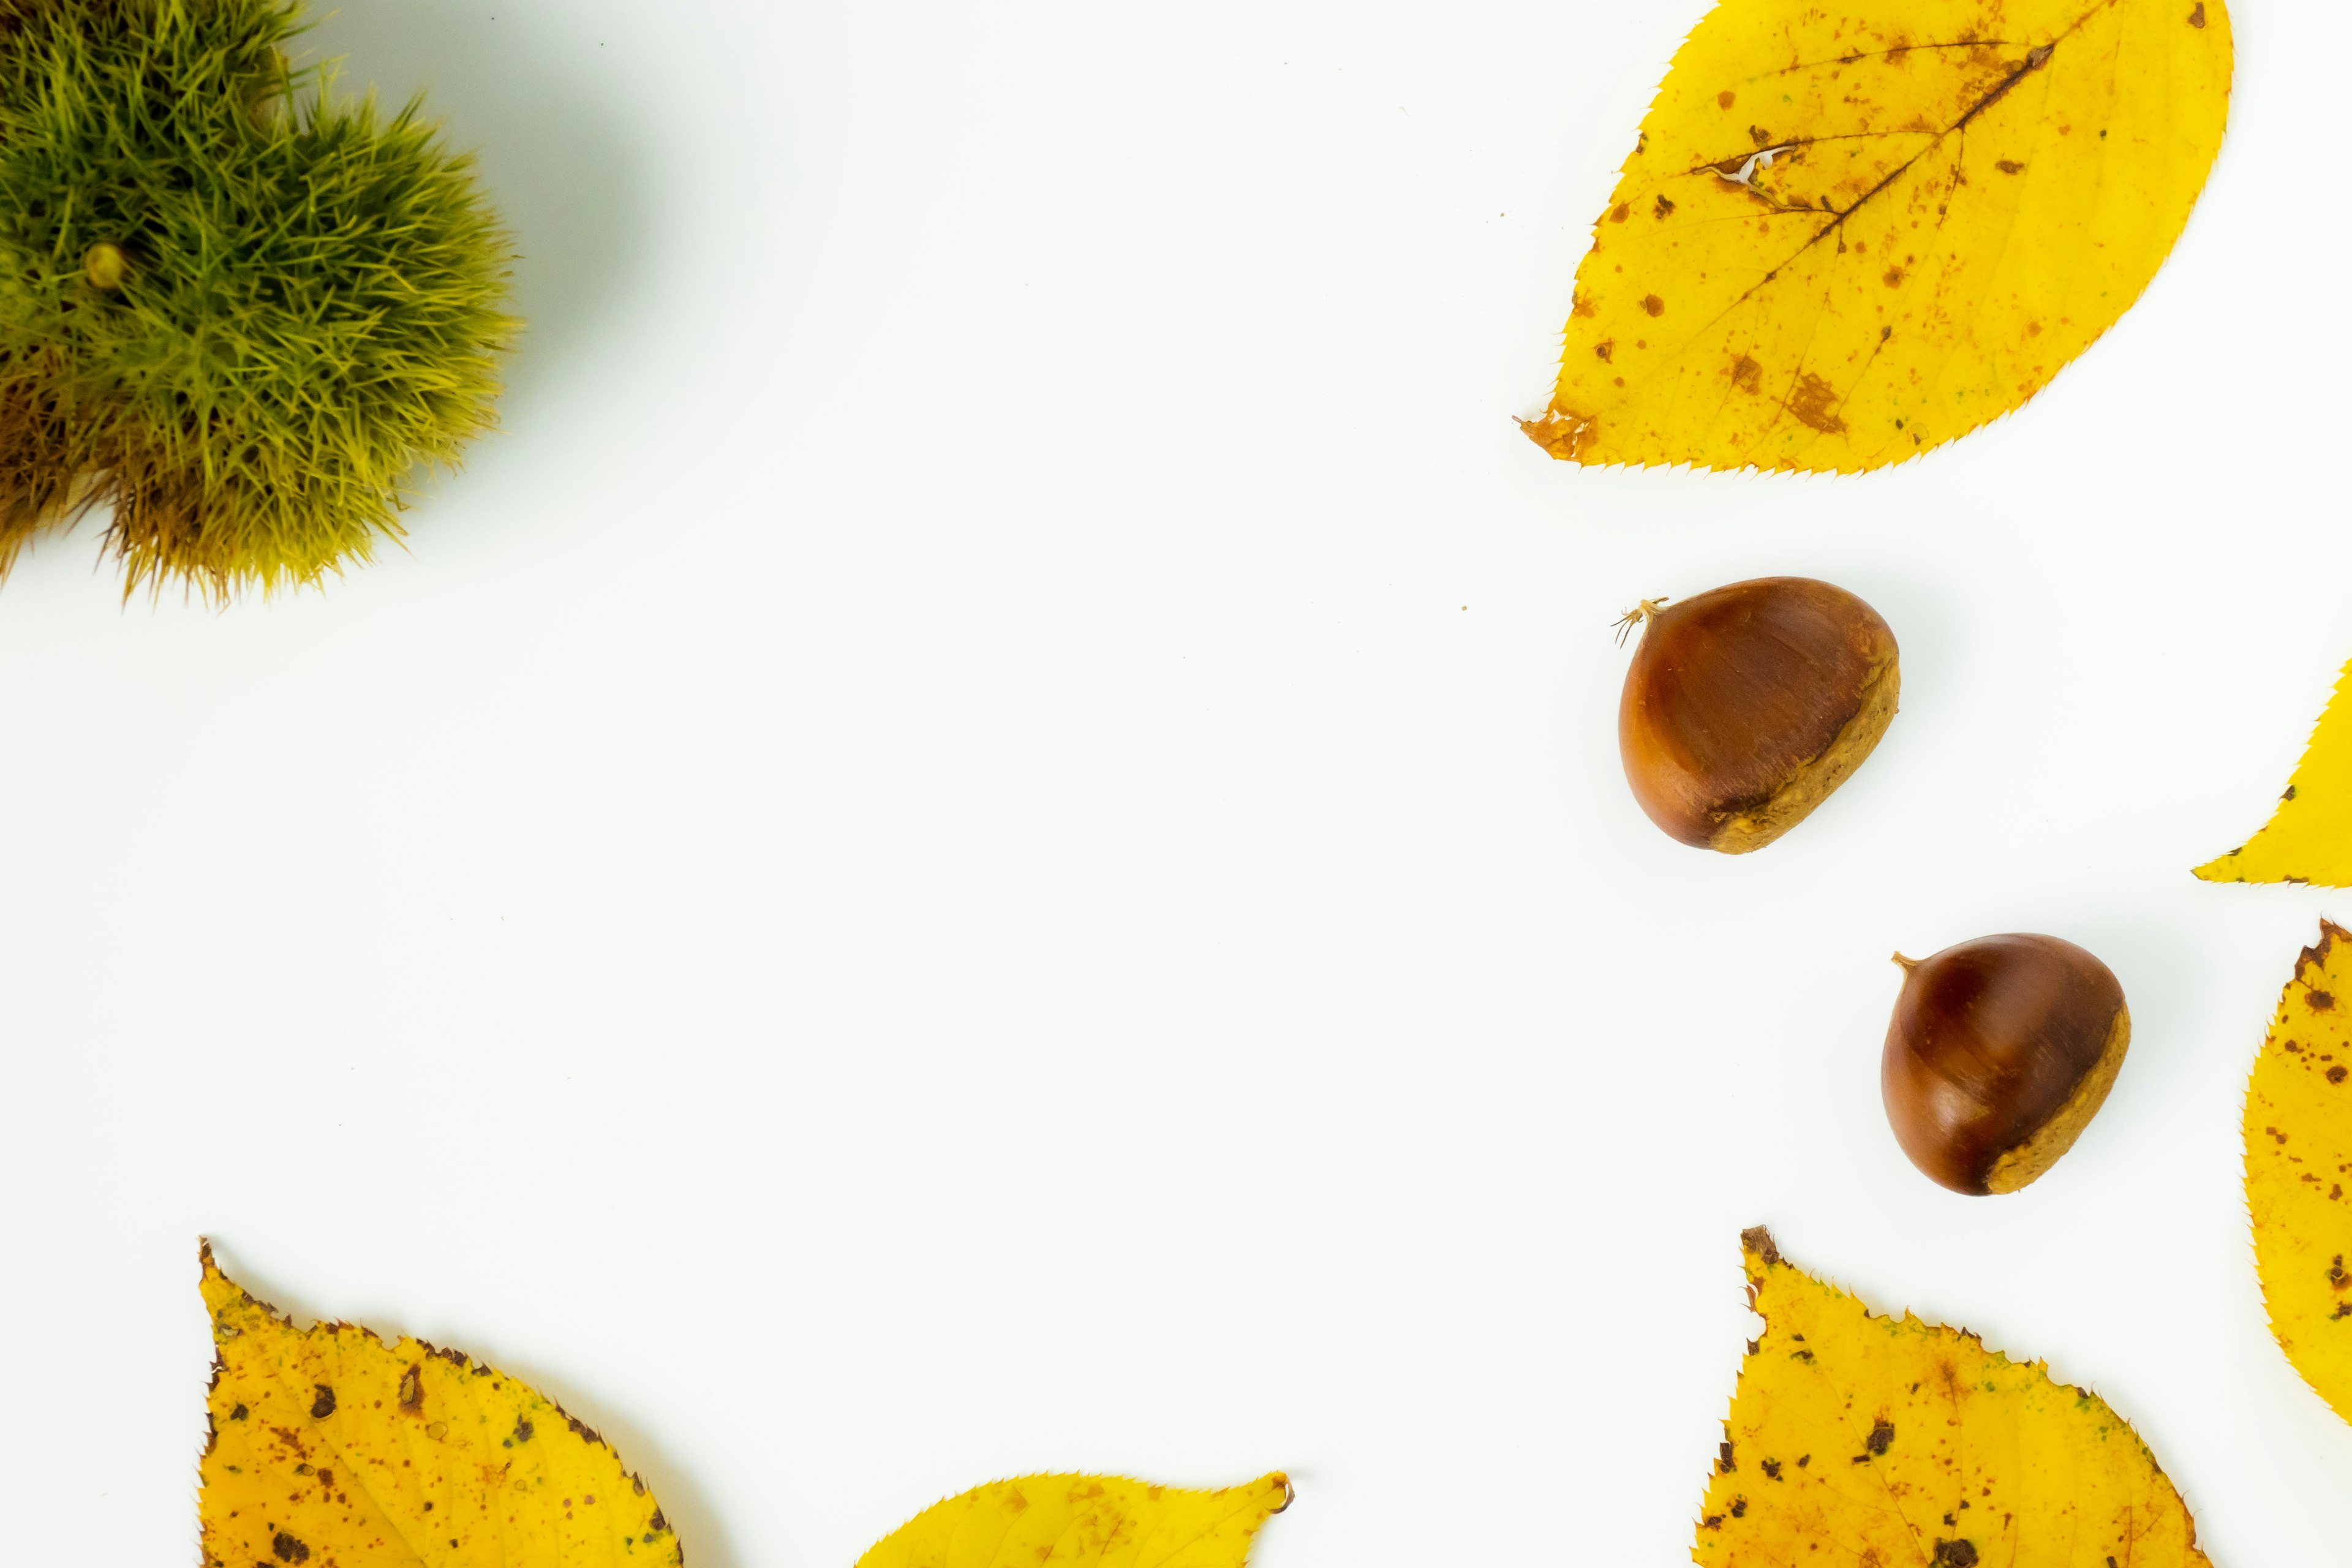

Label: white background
[1,0,2345,1562]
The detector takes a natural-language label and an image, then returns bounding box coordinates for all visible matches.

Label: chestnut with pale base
[1882,934,2130,1195]
[1617,578,1899,854]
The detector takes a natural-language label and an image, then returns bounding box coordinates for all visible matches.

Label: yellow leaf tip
[1740,1226,1781,1267]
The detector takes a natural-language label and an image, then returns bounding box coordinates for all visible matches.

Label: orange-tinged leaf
[2245,924,2352,1423]
[1527,0,2232,473]
[1697,1229,2209,1566]
[198,1244,682,1568]
[857,1474,1291,1568]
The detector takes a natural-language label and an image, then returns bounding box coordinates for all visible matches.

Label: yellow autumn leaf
[858,1473,1291,1568]
[2196,657,2352,885]
[198,1244,682,1568]
[1525,0,2231,473]
[2245,924,2352,1423]
[1697,1228,2208,1567]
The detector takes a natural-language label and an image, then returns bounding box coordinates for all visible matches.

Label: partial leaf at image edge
[198,1244,683,1568]
[2245,925,2352,1425]
[857,1473,1292,1568]
[1526,0,2232,473]
[1697,1229,2209,1566]
[2196,656,2352,886]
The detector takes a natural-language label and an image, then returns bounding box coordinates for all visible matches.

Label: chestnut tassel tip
[1613,596,1671,648]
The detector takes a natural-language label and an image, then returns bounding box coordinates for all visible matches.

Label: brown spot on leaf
[1787,373,1847,434]
[1934,1542,1979,1568]
[1718,1440,1736,1473]
[2315,991,2338,1011]
[1865,1419,1895,1456]
[272,1532,311,1564]
[1996,159,2024,174]
[1641,293,1665,317]
[1730,354,1762,393]
[1882,266,1905,288]
[398,1365,423,1414]
[1741,1227,1781,1265]
[2188,1,2205,23]
[1610,202,1630,224]
[1719,90,1737,108]
[1595,339,1613,362]
[1654,194,1676,219]
[309,1386,336,1420]
[1762,1459,1782,1479]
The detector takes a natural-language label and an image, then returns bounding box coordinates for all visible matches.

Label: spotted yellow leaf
[2196,657,2352,885]
[858,1473,1291,1568]
[1525,0,2232,473]
[2246,924,2352,1423]
[198,1244,682,1568]
[1697,1229,2208,1567]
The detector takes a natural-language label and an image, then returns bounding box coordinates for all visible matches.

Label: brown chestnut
[1616,577,1898,853]
[1881,935,2130,1195]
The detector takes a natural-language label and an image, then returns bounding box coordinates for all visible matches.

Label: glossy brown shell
[1881,933,2130,1196]
[1618,577,1898,852]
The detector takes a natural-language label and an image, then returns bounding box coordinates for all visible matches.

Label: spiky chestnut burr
[0,0,516,598]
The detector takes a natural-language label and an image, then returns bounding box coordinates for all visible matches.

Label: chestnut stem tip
[1613,596,1670,647]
